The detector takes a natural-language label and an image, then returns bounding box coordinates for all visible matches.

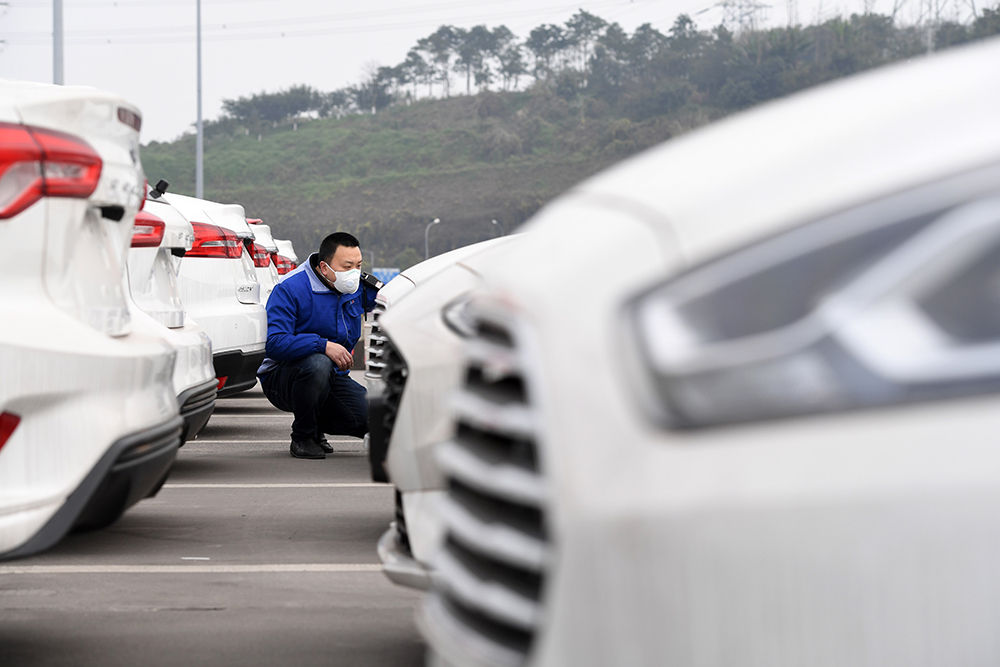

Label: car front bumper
[378,522,431,590]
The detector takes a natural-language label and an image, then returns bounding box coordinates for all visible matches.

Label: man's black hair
[318,232,360,263]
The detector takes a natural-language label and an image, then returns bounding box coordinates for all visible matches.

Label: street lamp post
[425,217,440,259]
[491,218,506,236]
[195,0,204,198]
[53,0,64,84]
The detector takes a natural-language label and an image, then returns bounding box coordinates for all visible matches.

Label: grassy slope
[141,92,710,268]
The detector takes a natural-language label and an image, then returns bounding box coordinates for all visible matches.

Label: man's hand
[325,341,354,371]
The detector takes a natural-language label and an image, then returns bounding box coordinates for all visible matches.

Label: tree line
[202,6,1000,137]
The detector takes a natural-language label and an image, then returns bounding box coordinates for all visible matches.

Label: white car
[246,218,281,304]
[368,239,518,480]
[0,81,181,558]
[271,238,298,278]
[274,238,299,267]
[128,192,217,441]
[420,38,1000,666]
[165,192,267,397]
[371,236,523,589]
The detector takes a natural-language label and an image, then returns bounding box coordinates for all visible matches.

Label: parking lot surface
[0,382,424,667]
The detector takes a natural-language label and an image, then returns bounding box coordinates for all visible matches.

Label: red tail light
[271,253,296,275]
[248,240,271,268]
[246,218,262,225]
[131,210,166,247]
[0,412,21,451]
[0,122,103,219]
[216,376,228,390]
[187,221,243,258]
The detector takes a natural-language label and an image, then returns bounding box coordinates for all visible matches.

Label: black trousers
[260,353,368,442]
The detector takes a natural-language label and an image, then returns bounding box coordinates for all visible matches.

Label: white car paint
[420,38,1000,667]
[246,220,281,304]
[275,238,299,265]
[0,80,181,558]
[371,236,523,589]
[368,238,518,387]
[128,196,216,441]
[165,193,267,396]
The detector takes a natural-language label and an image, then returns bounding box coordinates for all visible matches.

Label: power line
[8,0,514,25]
[10,0,283,7]
[5,0,632,45]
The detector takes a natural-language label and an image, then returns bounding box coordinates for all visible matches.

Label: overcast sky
[0,0,931,143]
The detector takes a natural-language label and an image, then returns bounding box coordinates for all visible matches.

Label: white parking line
[0,564,383,574]
[203,415,291,419]
[189,439,360,445]
[162,483,386,489]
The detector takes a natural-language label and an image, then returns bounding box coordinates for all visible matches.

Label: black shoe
[290,438,325,459]
[317,435,333,454]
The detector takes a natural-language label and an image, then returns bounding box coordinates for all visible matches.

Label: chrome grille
[380,333,407,444]
[366,305,388,377]
[366,304,408,484]
[394,489,412,555]
[424,305,549,667]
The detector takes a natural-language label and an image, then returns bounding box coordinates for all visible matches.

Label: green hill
[141,91,697,269]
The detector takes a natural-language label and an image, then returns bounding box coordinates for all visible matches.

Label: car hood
[377,235,520,309]
[568,35,1000,267]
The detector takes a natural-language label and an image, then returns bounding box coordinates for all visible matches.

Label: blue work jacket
[257,253,377,376]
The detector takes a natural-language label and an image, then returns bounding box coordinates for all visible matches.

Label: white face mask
[332,268,360,294]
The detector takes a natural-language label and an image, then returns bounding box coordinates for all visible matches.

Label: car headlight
[628,186,1000,429]
[442,295,477,338]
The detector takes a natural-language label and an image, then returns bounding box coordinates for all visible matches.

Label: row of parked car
[0,79,299,559]
[365,37,1000,665]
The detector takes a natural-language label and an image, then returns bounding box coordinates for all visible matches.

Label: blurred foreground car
[0,81,181,558]
[421,38,1000,666]
[165,192,267,397]
[370,236,522,589]
[128,194,216,441]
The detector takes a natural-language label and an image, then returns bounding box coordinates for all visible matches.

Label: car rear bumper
[214,349,266,397]
[1,416,183,560]
[178,378,218,442]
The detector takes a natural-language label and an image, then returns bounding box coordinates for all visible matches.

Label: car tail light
[271,253,296,275]
[0,122,103,219]
[247,240,271,268]
[131,210,166,248]
[187,221,243,258]
[246,218,262,225]
[216,376,228,390]
[0,412,21,451]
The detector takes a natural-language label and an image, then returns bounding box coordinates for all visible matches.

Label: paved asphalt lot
[0,379,424,667]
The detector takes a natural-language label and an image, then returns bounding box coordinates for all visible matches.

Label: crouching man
[257,232,378,459]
